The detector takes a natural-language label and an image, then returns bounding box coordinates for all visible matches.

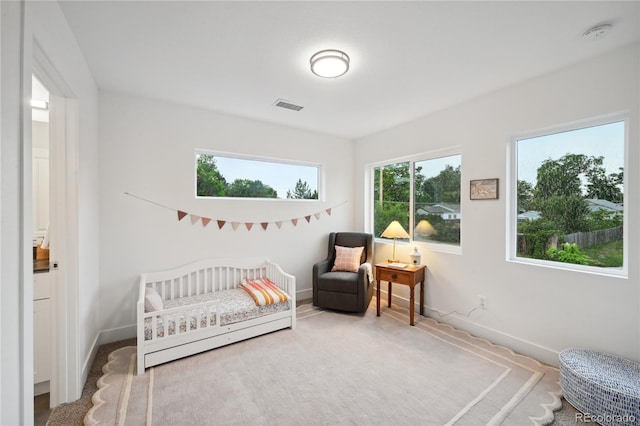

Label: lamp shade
[381,220,409,239]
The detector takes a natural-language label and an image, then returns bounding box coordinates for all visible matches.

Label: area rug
[85,304,561,425]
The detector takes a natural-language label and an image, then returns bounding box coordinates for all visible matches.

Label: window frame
[507,113,628,278]
[195,149,324,202]
[366,147,463,255]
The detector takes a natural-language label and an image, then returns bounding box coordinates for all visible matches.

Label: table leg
[376,279,381,316]
[420,281,425,316]
[409,285,415,326]
[388,282,392,307]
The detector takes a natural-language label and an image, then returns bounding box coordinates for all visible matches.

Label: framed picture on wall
[470,178,499,200]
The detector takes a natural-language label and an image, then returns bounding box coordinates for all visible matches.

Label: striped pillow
[331,245,364,272]
[241,277,290,306]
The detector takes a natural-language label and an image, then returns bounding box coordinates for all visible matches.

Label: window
[414,155,461,245]
[373,161,410,240]
[196,151,321,200]
[513,118,625,272]
[372,153,462,247]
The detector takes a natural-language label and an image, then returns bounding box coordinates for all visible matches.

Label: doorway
[31,74,53,422]
[31,40,82,413]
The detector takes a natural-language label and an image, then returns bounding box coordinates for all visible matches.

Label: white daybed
[136,258,296,375]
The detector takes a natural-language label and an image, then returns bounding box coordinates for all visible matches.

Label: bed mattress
[144,288,291,341]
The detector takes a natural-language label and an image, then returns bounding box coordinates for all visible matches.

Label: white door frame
[32,41,81,407]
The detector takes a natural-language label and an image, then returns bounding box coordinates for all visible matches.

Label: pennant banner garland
[124,192,347,232]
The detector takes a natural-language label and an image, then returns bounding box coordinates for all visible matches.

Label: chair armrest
[358,263,373,283]
[313,259,331,280]
[312,259,332,306]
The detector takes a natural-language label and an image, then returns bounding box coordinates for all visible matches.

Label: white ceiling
[58,1,639,140]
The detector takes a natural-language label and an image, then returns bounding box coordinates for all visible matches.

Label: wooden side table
[376,263,426,326]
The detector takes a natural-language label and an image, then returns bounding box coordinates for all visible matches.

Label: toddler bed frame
[136,258,296,375]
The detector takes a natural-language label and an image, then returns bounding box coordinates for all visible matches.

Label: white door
[47,92,81,407]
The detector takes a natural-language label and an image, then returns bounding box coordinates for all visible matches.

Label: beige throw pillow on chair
[332,245,364,273]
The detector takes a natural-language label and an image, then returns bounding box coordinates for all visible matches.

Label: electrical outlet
[479,296,487,310]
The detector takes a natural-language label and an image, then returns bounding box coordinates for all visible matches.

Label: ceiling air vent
[274,99,304,112]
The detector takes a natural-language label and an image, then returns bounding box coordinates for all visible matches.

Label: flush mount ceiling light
[310,49,350,78]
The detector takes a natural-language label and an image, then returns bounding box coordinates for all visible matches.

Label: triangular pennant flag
[314,213,321,220]
[261,222,268,231]
[201,217,211,227]
[177,210,188,221]
[276,221,283,229]
[217,220,226,229]
[291,218,298,226]
[245,222,254,231]
[325,208,332,216]
[305,215,311,223]
[190,214,201,225]
[231,222,240,231]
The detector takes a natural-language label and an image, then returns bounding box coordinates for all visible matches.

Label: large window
[196,151,321,200]
[373,153,461,247]
[513,118,625,272]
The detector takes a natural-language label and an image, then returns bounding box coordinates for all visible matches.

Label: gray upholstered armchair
[312,232,374,313]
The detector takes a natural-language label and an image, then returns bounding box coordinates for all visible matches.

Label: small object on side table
[410,247,422,266]
[376,263,426,326]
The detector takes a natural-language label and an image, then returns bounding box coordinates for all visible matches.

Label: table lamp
[381,220,409,263]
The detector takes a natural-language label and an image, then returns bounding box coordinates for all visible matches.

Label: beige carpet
[85,304,561,425]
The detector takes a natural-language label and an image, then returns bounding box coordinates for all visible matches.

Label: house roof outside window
[586,198,623,213]
[417,203,461,219]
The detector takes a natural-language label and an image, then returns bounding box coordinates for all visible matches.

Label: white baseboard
[380,291,560,367]
[81,334,100,387]
[82,324,138,386]
[34,381,50,397]
[97,324,137,346]
[297,288,312,302]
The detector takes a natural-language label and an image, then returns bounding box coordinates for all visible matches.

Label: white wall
[354,45,640,366]
[1,0,100,421]
[98,91,353,335]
